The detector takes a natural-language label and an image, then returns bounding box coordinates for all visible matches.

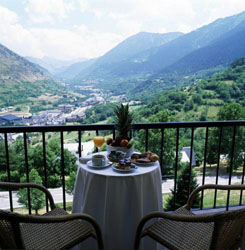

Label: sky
[0,0,245,61]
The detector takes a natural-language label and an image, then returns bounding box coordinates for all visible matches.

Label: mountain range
[1,11,245,99]
[67,11,245,89]
[158,20,245,76]
[68,31,183,83]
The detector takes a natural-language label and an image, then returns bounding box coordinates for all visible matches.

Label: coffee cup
[92,154,106,166]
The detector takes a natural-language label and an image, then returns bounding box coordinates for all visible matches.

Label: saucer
[87,160,112,169]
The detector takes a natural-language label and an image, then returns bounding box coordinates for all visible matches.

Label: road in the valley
[0,175,242,209]
[0,141,242,209]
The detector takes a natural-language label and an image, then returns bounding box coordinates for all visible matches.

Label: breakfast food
[106,136,134,149]
[115,159,133,170]
[136,157,151,163]
[108,151,126,162]
[149,154,159,162]
[130,152,159,164]
[120,139,129,147]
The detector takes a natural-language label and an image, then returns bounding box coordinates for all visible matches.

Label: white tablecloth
[72,155,163,250]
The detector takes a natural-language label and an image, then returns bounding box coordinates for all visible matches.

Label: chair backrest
[211,208,245,249]
[0,210,23,249]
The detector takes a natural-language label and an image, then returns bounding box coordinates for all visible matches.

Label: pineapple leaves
[113,104,133,139]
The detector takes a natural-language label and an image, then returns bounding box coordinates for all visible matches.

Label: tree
[165,163,200,211]
[231,58,245,68]
[184,99,194,112]
[207,103,245,170]
[66,171,76,194]
[17,169,45,214]
[217,103,245,121]
[28,139,78,187]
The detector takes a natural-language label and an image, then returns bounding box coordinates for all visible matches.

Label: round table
[72,155,163,250]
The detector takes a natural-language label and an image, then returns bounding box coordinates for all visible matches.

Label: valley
[1,11,245,128]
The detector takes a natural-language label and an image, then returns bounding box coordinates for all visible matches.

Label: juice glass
[93,136,105,151]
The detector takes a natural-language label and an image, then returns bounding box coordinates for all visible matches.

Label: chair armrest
[7,212,103,248]
[185,184,245,210]
[0,182,56,210]
[134,209,219,249]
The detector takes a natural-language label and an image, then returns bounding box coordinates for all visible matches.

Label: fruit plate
[112,163,137,173]
[87,160,112,169]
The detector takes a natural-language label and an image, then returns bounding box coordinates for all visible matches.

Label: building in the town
[0,114,21,125]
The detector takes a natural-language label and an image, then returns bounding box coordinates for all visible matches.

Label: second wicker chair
[134,184,245,250]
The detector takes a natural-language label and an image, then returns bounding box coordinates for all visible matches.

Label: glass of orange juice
[93,136,105,152]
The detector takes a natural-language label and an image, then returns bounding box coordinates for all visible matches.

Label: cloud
[0,5,18,24]
[0,5,43,58]
[25,0,74,24]
[0,2,123,60]
[76,0,89,13]
[1,0,245,60]
[29,26,123,60]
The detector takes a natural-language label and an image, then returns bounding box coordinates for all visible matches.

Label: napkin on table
[79,155,92,164]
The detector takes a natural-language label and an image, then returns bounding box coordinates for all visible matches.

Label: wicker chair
[0,182,104,249]
[134,184,245,250]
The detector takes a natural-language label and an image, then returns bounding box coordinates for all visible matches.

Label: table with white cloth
[72,153,163,250]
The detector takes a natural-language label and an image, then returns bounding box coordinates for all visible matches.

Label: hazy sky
[0,0,245,60]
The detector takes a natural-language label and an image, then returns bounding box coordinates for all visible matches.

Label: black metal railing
[1,120,245,213]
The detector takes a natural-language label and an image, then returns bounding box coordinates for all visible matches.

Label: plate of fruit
[130,152,159,166]
[113,159,137,172]
[106,137,134,157]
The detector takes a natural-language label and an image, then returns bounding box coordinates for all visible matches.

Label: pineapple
[114,103,133,140]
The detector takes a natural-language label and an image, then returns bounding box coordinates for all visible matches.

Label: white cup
[92,154,106,166]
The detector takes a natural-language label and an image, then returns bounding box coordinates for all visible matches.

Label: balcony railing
[1,120,245,214]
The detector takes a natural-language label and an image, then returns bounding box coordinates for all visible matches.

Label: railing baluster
[113,128,116,139]
[60,131,66,210]
[160,128,165,175]
[42,132,49,213]
[173,128,179,209]
[188,128,194,197]
[78,130,82,158]
[214,126,222,208]
[24,132,31,214]
[4,133,13,211]
[95,130,99,152]
[201,127,209,210]
[239,153,245,205]
[145,129,149,152]
[226,126,236,211]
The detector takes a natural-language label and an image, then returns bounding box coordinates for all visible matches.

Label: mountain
[95,32,183,65]
[55,58,97,81]
[0,43,66,109]
[0,43,51,83]
[134,57,245,122]
[76,11,245,84]
[159,21,245,76]
[111,11,245,76]
[72,32,183,82]
[26,56,88,75]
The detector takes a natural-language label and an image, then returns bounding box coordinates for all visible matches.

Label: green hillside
[133,58,245,123]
